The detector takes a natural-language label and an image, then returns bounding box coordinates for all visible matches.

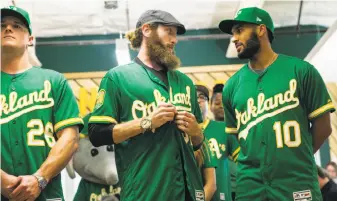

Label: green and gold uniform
[203,120,240,201]
[1,67,83,201]
[89,60,205,201]
[222,54,336,201]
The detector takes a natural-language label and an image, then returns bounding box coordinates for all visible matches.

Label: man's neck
[249,45,277,70]
[2,52,32,74]
[137,47,163,71]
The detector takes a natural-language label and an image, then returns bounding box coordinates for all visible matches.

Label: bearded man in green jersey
[1,6,83,201]
[88,10,205,201]
[219,7,335,201]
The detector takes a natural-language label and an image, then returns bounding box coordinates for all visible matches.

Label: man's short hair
[317,165,330,179]
[211,83,224,104]
[195,82,209,100]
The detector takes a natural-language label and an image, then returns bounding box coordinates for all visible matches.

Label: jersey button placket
[257,77,263,92]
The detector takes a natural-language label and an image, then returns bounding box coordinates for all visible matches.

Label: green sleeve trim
[55,118,84,133]
[308,102,335,120]
[89,116,118,124]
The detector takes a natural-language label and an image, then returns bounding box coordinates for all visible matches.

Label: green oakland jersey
[203,120,240,201]
[198,138,217,200]
[222,54,336,201]
[1,67,83,201]
[73,179,121,201]
[89,61,205,201]
[201,138,217,170]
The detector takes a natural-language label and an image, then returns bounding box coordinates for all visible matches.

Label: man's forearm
[203,168,217,201]
[1,169,9,182]
[113,119,143,144]
[1,169,10,189]
[191,128,204,148]
[312,113,332,153]
[35,126,79,182]
[313,128,331,153]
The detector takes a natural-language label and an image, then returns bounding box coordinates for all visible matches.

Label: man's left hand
[175,111,202,136]
[9,175,41,201]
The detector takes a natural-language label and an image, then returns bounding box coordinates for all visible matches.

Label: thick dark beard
[146,31,181,70]
[238,31,260,59]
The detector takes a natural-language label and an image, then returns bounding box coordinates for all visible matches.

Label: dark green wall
[36,25,326,73]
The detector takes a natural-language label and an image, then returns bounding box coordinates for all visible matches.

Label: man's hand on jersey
[1,174,21,198]
[151,102,177,131]
[9,175,41,201]
[175,111,202,137]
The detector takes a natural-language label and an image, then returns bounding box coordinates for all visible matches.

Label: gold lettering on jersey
[209,138,222,159]
[237,79,300,140]
[0,81,54,125]
[131,86,192,119]
[89,186,121,201]
[169,86,191,107]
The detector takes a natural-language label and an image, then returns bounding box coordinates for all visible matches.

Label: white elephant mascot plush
[66,114,120,201]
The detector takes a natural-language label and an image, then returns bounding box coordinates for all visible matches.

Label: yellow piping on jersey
[79,133,88,138]
[231,147,240,161]
[54,118,84,132]
[233,153,239,162]
[200,119,210,130]
[225,127,238,134]
[308,102,335,120]
[89,116,117,124]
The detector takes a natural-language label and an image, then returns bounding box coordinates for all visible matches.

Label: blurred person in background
[317,165,337,201]
[326,162,337,183]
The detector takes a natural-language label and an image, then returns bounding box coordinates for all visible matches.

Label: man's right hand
[1,173,21,198]
[151,102,177,131]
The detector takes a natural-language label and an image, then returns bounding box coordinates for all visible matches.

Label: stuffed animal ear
[65,157,76,179]
[28,37,42,67]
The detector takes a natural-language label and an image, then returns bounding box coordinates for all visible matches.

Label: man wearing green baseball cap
[219,6,274,60]
[1,5,32,35]
[219,7,335,201]
[2,5,83,201]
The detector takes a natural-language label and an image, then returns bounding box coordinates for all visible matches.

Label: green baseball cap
[219,7,274,39]
[1,5,32,35]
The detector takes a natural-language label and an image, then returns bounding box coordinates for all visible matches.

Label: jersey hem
[308,102,335,120]
[54,118,84,133]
